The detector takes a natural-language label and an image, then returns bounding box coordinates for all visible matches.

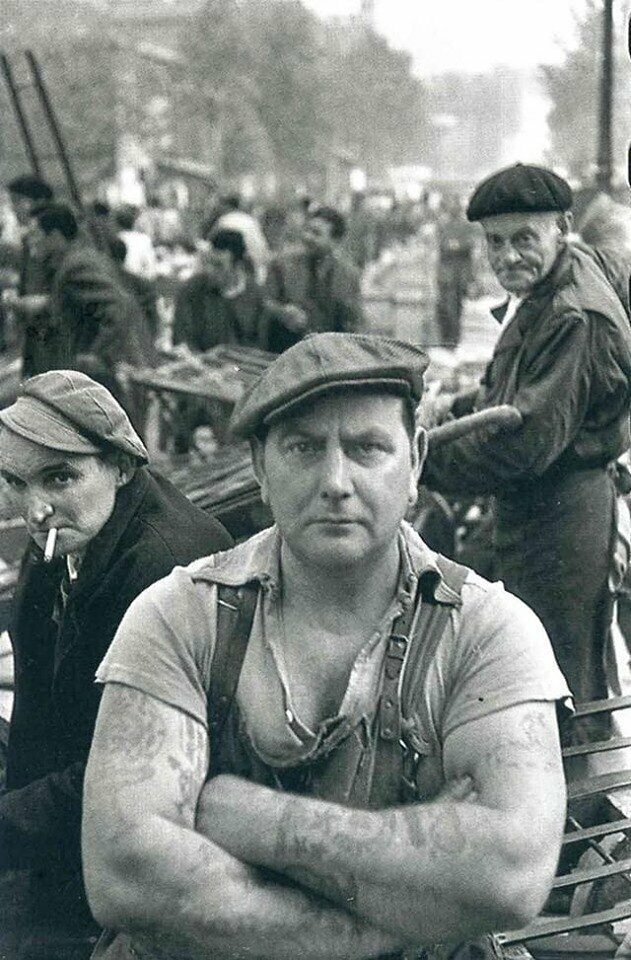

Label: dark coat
[423,244,631,498]
[423,244,631,710]
[1,467,231,878]
[172,271,266,352]
[263,244,364,352]
[25,240,155,377]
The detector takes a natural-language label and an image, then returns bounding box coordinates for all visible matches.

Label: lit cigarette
[44,528,58,563]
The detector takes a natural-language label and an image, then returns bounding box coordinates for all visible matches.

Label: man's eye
[2,475,25,491]
[354,442,384,457]
[287,441,316,455]
[46,471,75,487]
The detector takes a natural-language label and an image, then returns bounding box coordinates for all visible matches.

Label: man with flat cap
[83,332,569,960]
[0,371,231,953]
[423,163,631,733]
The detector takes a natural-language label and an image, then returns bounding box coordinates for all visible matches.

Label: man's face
[252,390,423,573]
[203,246,234,289]
[28,222,60,262]
[304,216,334,256]
[481,211,567,296]
[9,194,33,227]
[0,443,124,558]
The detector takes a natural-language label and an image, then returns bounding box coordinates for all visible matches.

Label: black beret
[466,163,573,222]
[0,370,148,462]
[230,332,429,439]
[7,175,54,202]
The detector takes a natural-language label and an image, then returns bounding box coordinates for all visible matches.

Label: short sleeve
[439,575,572,740]
[95,566,217,729]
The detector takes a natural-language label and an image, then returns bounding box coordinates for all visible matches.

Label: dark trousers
[494,467,616,741]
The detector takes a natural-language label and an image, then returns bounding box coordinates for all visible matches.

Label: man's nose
[320,446,352,499]
[499,243,522,266]
[26,493,54,527]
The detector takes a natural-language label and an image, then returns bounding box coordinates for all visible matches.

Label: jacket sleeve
[0,761,84,870]
[422,310,593,496]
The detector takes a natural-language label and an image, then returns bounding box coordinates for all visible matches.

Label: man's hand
[279,304,309,333]
[2,292,50,316]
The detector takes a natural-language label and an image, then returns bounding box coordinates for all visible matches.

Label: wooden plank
[574,696,631,717]
[511,933,620,956]
[497,899,631,944]
[564,736,631,758]
[568,769,631,800]
[563,817,631,844]
[552,856,631,889]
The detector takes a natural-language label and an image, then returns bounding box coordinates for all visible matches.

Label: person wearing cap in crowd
[0,370,232,953]
[263,205,364,354]
[422,162,631,736]
[83,332,569,960]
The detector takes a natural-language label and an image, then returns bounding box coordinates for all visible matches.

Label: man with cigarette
[83,333,569,960]
[0,370,231,953]
[421,163,631,732]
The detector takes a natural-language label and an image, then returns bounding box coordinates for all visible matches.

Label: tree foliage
[177,0,432,180]
[541,0,631,182]
[1,0,432,186]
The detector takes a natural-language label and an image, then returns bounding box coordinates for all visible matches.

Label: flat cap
[0,370,148,461]
[230,332,429,439]
[466,163,573,222]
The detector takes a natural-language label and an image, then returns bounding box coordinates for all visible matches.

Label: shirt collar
[191,521,451,603]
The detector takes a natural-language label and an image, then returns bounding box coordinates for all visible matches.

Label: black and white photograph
[1,1,631,958]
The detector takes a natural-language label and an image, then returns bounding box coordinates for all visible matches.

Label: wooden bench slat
[552,857,631,889]
[568,769,631,800]
[564,736,631,758]
[574,696,631,717]
[497,898,631,944]
[501,933,620,956]
[563,817,631,844]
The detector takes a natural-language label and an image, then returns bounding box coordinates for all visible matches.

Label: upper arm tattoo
[167,713,208,818]
[95,686,208,803]
[96,686,168,787]
[474,707,561,777]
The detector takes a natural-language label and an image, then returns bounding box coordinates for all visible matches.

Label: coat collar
[67,467,152,603]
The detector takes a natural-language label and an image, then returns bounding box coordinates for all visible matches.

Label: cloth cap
[0,370,148,461]
[229,332,429,439]
[466,163,573,222]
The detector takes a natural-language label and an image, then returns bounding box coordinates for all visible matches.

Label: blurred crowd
[1,171,630,447]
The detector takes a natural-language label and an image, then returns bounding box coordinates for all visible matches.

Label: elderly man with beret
[83,332,569,960]
[422,163,631,733]
[0,370,231,951]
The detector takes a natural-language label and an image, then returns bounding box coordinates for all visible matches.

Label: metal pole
[24,49,85,211]
[596,0,614,192]
[0,53,43,177]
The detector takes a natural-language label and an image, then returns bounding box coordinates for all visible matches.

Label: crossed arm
[83,686,566,960]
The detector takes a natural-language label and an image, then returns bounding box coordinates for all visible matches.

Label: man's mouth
[311,517,357,524]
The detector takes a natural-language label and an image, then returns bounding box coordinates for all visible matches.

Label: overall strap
[367,554,469,807]
[207,582,259,775]
[400,555,469,714]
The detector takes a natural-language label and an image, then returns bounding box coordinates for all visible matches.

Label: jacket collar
[190,521,457,604]
[68,467,151,602]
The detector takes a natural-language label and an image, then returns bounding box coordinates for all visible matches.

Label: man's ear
[114,453,136,489]
[409,426,428,502]
[558,211,573,238]
[250,437,269,505]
